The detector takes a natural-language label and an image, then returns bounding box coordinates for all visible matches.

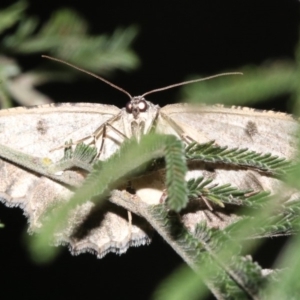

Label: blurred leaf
[153,265,208,300]
[0,1,27,34]
[2,8,139,73]
[0,2,139,106]
[181,63,298,107]
[41,8,89,36]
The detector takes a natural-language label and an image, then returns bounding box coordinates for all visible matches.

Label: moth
[0,57,298,258]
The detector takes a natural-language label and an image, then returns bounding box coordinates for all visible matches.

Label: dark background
[0,1,299,299]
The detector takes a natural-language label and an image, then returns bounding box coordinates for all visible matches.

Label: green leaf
[28,133,184,261]
[152,265,209,300]
[182,63,298,106]
[0,1,27,34]
[186,141,293,176]
[2,8,139,74]
[52,142,97,173]
[165,138,188,211]
[40,8,89,36]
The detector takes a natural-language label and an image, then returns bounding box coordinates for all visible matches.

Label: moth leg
[51,112,123,154]
[98,124,107,156]
[106,123,128,139]
[199,195,213,211]
[123,181,134,241]
[49,123,122,173]
[127,210,132,241]
[97,122,126,157]
[48,120,130,177]
[95,121,129,159]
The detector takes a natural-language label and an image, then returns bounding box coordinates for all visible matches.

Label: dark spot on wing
[36,119,48,135]
[245,121,258,138]
[202,167,217,180]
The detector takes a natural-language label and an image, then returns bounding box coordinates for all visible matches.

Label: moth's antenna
[141,72,243,98]
[42,55,133,100]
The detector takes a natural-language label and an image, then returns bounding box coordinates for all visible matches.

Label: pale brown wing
[0,154,152,258]
[0,102,121,161]
[157,104,299,232]
[159,104,298,158]
[0,102,152,258]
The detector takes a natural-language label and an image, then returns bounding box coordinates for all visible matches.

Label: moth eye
[138,100,147,112]
[126,102,132,113]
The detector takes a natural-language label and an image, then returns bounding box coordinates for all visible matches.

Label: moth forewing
[156,108,211,143]
[0,103,121,162]
[155,103,299,220]
[159,104,298,157]
[0,149,153,257]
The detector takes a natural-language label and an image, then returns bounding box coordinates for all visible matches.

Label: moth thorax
[131,120,145,140]
[126,96,148,119]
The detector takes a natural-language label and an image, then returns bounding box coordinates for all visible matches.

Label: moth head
[126,96,148,119]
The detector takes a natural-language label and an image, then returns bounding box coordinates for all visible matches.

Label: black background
[0,1,299,299]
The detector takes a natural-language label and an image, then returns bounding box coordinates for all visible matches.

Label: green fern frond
[0,3,139,106]
[253,200,300,238]
[186,141,293,176]
[0,1,27,34]
[215,255,268,299]
[53,142,97,173]
[72,143,97,165]
[194,222,240,255]
[263,232,300,299]
[147,204,227,297]
[41,8,88,36]
[147,204,205,264]
[149,205,266,299]
[223,195,300,241]
[165,138,188,212]
[71,26,139,72]
[188,177,247,207]
[192,222,212,245]
[1,5,139,73]
[182,63,298,106]
[29,134,186,260]
[152,265,209,300]
[190,221,273,299]
[204,230,267,298]
[187,176,271,208]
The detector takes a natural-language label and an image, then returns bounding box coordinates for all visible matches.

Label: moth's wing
[0,102,151,257]
[158,103,298,193]
[0,158,151,258]
[159,104,298,158]
[0,103,121,162]
[66,200,152,258]
[157,104,299,232]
